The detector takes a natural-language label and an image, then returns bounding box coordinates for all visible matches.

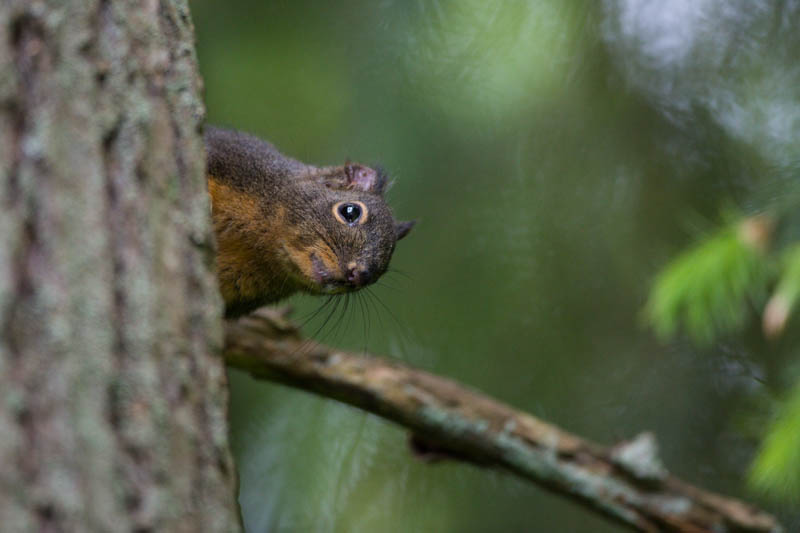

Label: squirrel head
[281,162,414,295]
[205,125,415,316]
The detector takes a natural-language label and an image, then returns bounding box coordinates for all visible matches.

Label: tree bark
[0,1,239,531]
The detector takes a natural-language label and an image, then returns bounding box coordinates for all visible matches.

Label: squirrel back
[205,127,414,318]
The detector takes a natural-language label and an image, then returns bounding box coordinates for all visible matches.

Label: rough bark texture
[0,1,240,531]
[225,309,782,533]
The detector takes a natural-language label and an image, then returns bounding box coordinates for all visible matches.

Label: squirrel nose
[346,266,371,288]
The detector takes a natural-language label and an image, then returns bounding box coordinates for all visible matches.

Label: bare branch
[224,308,782,533]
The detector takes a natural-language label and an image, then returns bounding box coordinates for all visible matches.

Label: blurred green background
[191,1,800,531]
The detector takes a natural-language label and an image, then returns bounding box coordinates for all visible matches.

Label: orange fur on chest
[207,176,339,303]
[208,177,281,302]
[207,175,345,312]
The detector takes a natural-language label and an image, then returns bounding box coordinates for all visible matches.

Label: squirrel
[204,126,415,318]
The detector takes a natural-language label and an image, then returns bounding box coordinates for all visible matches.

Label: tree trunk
[0,1,240,531]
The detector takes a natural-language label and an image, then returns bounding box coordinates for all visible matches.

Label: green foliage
[761,244,800,338]
[645,223,769,345]
[647,218,800,500]
[747,247,800,498]
[750,380,800,499]
[775,244,800,311]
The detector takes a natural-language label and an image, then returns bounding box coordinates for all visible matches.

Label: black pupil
[339,203,361,223]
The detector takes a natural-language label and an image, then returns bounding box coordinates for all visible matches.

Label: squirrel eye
[333,201,367,226]
[339,203,361,223]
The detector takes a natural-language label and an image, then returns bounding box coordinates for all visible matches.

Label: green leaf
[764,244,800,338]
[645,220,770,345]
[749,379,800,499]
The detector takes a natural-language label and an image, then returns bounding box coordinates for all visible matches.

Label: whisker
[296,293,342,354]
[387,268,414,281]
[297,295,335,327]
[357,292,370,355]
[374,280,401,292]
[365,287,409,342]
[366,289,389,341]
[314,294,345,340]
[329,293,350,345]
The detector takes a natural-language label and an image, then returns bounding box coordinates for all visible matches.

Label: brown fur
[205,127,414,318]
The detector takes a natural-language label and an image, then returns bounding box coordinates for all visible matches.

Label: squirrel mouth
[309,253,347,294]
[308,253,375,294]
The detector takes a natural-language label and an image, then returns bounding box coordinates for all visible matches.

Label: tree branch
[224,308,782,533]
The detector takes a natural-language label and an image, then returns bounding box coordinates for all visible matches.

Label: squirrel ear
[345,163,386,194]
[395,220,415,240]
